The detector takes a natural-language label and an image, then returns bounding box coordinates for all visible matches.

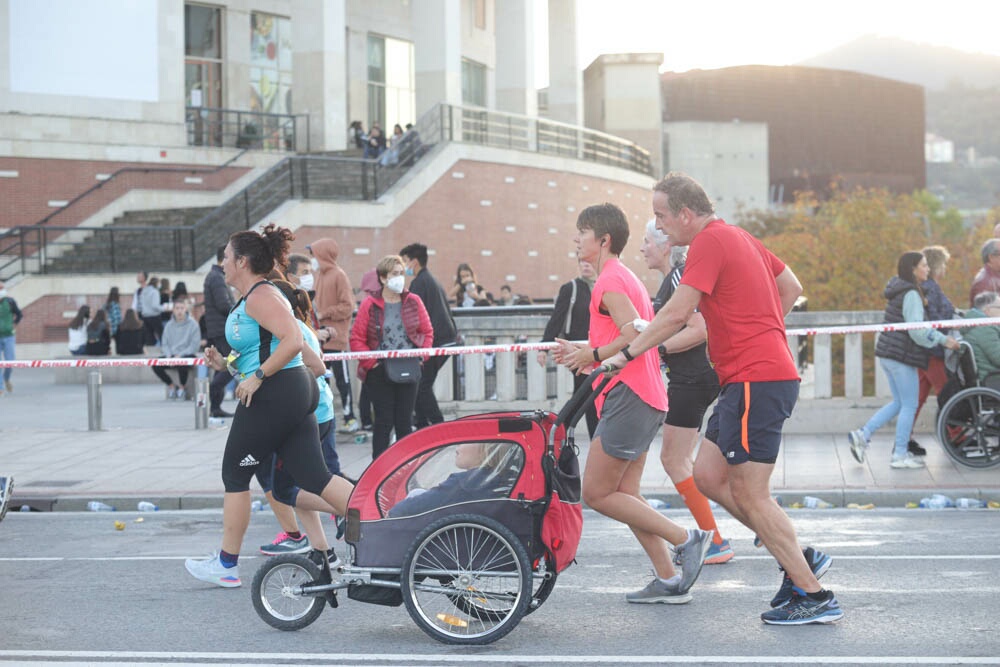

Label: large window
[250,12,293,116]
[462,59,486,108]
[367,34,415,128]
[185,3,224,145]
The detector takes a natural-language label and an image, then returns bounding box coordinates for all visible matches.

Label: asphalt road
[1,508,999,666]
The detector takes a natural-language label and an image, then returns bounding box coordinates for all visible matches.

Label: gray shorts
[593,382,667,461]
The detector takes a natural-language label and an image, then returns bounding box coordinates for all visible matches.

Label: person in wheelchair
[388,442,514,518]
[960,291,1000,390]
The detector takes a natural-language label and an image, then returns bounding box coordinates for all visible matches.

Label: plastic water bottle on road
[955,497,987,509]
[86,501,115,512]
[803,496,835,509]
[918,494,955,509]
[137,501,159,512]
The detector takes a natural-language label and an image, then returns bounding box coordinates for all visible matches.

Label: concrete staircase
[44,207,214,274]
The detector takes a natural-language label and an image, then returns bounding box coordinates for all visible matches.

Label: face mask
[0,290,6,298]
[405,266,414,277]
[310,258,319,271]
[386,275,405,294]
[298,273,314,291]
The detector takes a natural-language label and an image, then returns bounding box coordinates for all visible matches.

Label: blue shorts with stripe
[704,380,799,465]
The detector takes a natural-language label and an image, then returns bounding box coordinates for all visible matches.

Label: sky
[533,0,1000,85]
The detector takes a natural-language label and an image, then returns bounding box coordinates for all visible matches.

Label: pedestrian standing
[203,246,235,418]
[0,281,23,395]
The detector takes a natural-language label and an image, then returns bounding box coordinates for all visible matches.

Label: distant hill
[799,35,1000,91]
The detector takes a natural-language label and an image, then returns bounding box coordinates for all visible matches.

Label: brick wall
[293,159,661,301]
[0,157,249,229]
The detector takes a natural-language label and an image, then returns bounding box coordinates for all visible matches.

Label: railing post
[289,157,295,198]
[526,353,546,402]
[813,333,832,399]
[844,332,864,398]
[243,188,251,229]
[495,338,516,401]
[360,161,369,200]
[87,370,102,431]
[108,230,116,273]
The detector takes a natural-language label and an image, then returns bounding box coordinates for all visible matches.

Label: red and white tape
[2,317,997,369]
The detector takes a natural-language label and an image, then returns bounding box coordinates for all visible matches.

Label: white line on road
[3,554,998,562]
[1,652,999,665]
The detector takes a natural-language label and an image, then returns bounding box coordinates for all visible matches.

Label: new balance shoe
[891,452,925,469]
[0,475,13,523]
[770,546,832,608]
[260,532,311,555]
[184,552,241,588]
[761,589,843,625]
[704,538,734,564]
[848,429,869,463]
[625,576,692,604]
[676,528,715,593]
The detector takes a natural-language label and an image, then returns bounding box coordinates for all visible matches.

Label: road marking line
[4,554,997,562]
[1,652,998,665]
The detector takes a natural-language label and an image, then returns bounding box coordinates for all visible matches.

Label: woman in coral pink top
[553,203,714,605]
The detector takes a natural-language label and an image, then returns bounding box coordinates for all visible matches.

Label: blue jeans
[863,357,919,459]
[0,334,15,383]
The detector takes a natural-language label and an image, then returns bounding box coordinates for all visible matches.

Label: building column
[292,0,347,151]
[412,0,462,119]
[547,0,581,126]
[495,0,536,116]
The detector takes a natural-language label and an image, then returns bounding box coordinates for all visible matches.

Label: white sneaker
[848,429,869,463]
[890,452,925,469]
[184,552,241,588]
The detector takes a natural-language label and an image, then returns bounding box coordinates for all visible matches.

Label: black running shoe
[770,546,832,608]
[761,589,843,625]
[908,439,927,457]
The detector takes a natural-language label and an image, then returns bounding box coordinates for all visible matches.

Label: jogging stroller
[251,368,612,644]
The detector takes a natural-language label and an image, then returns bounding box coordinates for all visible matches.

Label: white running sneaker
[848,429,869,464]
[890,452,925,469]
[185,552,241,588]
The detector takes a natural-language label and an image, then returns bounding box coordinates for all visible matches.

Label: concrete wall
[662,120,769,223]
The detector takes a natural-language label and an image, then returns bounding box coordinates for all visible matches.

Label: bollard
[194,376,209,429]
[86,370,102,431]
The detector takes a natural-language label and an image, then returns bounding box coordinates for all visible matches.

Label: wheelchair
[935,341,1000,468]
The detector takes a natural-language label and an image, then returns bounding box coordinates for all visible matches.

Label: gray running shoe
[676,528,715,593]
[848,429,868,464]
[625,576,692,604]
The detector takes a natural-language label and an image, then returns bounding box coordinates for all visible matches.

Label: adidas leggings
[221,366,332,494]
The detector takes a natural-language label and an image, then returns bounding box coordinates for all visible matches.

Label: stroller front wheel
[252,554,327,631]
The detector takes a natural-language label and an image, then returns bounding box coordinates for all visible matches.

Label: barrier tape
[3,316,999,369]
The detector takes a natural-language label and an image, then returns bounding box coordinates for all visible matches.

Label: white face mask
[386,275,405,294]
[310,258,319,271]
[298,273,314,291]
[0,290,7,298]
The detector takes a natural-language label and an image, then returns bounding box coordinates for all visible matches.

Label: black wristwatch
[254,368,266,380]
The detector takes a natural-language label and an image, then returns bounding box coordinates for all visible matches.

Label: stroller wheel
[401,514,531,645]
[252,554,326,630]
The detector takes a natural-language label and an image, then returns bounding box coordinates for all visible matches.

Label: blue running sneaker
[770,546,832,608]
[704,538,734,564]
[761,589,843,625]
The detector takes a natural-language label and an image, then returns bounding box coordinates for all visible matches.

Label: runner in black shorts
[185,224,354,589]
[640,220,732,565]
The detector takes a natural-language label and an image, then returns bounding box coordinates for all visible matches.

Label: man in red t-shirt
[606,173,843,626]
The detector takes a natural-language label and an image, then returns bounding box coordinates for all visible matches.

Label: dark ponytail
[229,223,295,276]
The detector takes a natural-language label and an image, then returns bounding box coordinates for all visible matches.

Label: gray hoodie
[160,314,201,357]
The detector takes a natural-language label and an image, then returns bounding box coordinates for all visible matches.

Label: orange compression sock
[675,476,722,544]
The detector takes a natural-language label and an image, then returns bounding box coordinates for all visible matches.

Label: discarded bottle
[208,417,226,428]
[918,494,955,509]
[955,497,987,509]
[19,504,31,512]
[803,496,835,509]
[251,500,263,512]
[137,501,159,512]
[647,498,670,509]
[87,501,115,512]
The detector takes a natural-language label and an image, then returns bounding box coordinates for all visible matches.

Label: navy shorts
[704,380,799,465]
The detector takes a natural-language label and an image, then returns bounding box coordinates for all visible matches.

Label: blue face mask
[405,266,414,277]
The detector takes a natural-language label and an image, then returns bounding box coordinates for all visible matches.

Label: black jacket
[875,277,930,370]
[202,265,234,339]
[409,269,456,346]
[542,278,591,342]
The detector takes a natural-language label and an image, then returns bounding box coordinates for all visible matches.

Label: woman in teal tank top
[185,224,354,589]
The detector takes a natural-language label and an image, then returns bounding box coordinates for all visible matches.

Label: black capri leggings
[221,366,331,494]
